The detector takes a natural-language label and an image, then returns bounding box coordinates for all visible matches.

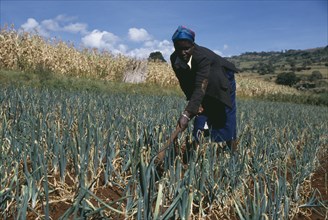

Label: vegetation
[0,25,327,219]
[1,84,327,219]
[1,26,327,105]
[228,47,328,74]
[275,72,299,86]
[148,51,167,63]
[309,70,323,81]
[228,46,328,94]
[0,69,182,98]
[256,62,275,75]
[0,26,135,81]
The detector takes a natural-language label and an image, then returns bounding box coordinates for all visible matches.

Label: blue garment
[193,70,237,142]
[172,25,195,43]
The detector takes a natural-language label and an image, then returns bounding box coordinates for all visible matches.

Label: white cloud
[21,18,39,30]
[127,39,173,60]
[156,40,174,60]
[21,18,49,37]
[117,44,128,53]
[20,16,88,37]
[55,14,77,22]
[127,47,154,59]
[81,30,103,48]
[81,29,126,54]
[216,44,233,57]
[63,23,88,34]
[41,19,60,31]
[20,16,174,60]
[128,28,152,42]
[214,50,223,56]
[144,40,156,48]
[82,29,173,59]
[102,32,120,44]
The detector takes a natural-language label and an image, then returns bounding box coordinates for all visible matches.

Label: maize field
[0,84,327,219]
[1,26,304,98]
[0,25,134,81]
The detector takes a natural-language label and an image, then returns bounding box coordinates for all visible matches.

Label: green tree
[257,62,275,75]
[148,51,166,62]
[276,72,299,86]
[309,71,323,81]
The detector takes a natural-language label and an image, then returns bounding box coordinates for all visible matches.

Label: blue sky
[1,0,327,61]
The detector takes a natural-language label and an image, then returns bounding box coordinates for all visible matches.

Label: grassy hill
[227,46,328,95]
[228,46,328,75]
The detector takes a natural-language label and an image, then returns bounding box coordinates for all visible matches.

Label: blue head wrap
[172,25,195,43]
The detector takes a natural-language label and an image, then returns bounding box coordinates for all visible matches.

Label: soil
[10,153,328,219]
[293,152,328,220]
[46,185,125,220]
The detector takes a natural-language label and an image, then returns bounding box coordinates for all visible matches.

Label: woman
[170,25,238,151]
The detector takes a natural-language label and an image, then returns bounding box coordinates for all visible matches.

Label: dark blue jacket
[170,44,238,116]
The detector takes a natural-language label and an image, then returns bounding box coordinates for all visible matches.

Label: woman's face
[174,40,194,62]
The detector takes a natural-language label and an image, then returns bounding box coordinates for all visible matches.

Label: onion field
[0,85,327,219]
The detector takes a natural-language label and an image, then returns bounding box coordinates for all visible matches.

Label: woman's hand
[178,111,191,131]
[198,105,204,114]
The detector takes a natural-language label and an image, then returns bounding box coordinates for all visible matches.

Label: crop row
[0,85,327,219]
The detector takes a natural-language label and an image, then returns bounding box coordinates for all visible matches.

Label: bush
[275,72,299,86]
[309,71,323,81]
[148,51,166,62]
[257,62,275,75]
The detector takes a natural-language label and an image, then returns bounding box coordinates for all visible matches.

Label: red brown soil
[293,152,328,220]
[48,186,125,220]
[9,151,328,219]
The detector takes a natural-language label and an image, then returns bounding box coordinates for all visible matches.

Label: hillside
[227,46,328,74]
[227,46,328,94]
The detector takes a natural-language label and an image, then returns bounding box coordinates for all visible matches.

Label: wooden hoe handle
[156,125,181,163]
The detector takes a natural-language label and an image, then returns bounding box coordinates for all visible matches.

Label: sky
[1,0,327,61]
